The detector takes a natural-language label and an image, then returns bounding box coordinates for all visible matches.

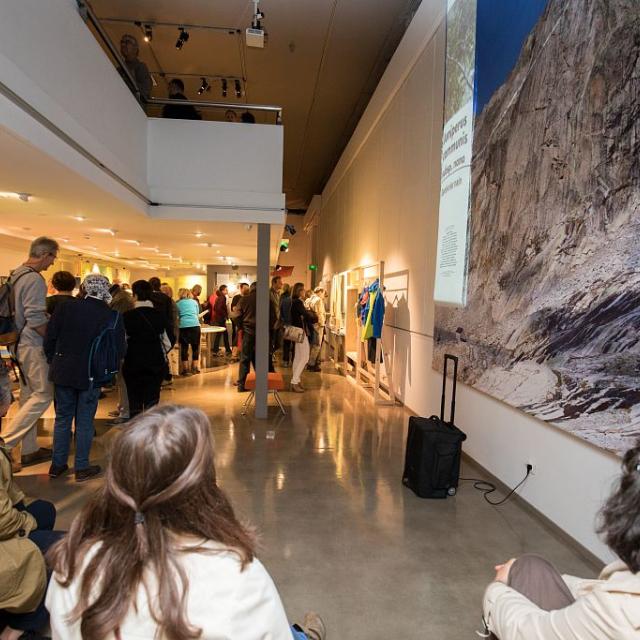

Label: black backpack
[0,268,37,346]
[87,312,121,385]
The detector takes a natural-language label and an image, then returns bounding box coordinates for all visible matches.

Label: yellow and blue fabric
[360,279,385,341]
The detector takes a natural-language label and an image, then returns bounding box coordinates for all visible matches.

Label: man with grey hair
[3,237,59,470]
[306,287,326,372]
[120,33,152,99]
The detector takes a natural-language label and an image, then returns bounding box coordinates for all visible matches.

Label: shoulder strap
[8,267,38,313]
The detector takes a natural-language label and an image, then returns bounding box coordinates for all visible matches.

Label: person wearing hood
[44,274,126,483]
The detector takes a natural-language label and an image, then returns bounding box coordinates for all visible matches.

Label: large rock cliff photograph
[433,0,640,453]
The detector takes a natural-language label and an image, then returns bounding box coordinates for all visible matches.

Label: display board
[433,0,640,454]
[433,0,477,305]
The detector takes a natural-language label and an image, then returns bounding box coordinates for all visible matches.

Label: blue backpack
[88,312,121,385]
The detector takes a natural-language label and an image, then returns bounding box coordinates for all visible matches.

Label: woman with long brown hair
[45,405,325,640]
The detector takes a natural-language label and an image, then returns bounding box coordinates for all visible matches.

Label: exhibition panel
[433,0,639,455]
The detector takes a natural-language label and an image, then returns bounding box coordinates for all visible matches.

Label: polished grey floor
[15,363,599,639]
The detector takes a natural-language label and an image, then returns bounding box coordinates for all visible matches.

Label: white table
[200,324,229,368]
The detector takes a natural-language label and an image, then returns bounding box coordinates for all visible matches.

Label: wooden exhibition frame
[327,261,396,405]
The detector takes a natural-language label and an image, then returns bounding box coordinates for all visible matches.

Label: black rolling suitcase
[402,354,467,498]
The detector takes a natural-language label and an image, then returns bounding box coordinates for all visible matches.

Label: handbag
[283,324,305,343]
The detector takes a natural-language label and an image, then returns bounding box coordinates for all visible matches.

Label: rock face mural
[433,0,640,454]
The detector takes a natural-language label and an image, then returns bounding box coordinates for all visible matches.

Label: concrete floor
[13,363,600,639]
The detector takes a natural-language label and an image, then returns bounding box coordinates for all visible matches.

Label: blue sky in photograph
[474,0,549,115]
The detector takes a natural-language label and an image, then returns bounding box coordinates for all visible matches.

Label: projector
[245,27,265,48]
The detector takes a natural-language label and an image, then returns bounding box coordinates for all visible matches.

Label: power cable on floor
[459,467,532,506]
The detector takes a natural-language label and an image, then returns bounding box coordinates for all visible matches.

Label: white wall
[311,0,620,561]
[147,119,285,214]
[0,0,148,196]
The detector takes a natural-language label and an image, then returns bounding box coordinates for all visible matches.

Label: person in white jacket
[482,441,640,639]
[45,404,325,640]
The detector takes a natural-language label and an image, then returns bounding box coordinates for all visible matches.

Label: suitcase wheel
[447,487,457,496]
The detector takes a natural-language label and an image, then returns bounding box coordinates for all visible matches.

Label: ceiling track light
[234,79,242,98]
[198,77,211,95]
[221,78,228,98]
[176,27,189,50]
[143,24,153,42]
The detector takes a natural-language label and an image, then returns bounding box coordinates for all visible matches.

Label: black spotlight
[284,224,297,236]
[175,27,189,50]
[143,24,153,42]
[234,79,242,98]
[221,78,228,98]
[198,77,210,95]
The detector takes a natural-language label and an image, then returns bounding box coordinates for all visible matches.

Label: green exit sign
[308,264,317,271]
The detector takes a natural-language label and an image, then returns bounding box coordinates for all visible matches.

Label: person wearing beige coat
[0,538,46,622]
[0,443,37,539]
[483,441,640,640]
[483,559,640,639]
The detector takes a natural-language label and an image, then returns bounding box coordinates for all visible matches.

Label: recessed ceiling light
[124,240,142,246]
[73,216,86,222]
[194,232,204,238]
[0,192,31,201]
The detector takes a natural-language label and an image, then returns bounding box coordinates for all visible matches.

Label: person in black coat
[44,274,125,482]
[123,280,169,417]
[149,277,176,346]
[161,79,202,120]
[235,283,276,392]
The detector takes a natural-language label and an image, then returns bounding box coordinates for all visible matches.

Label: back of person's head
[191,284,202,296]
[314,287,325,296]
[82,274,112,302]
[52,271,76,293]
[148,277,161,292]
[292,282,305,299]
[240,111,255,123]
[169,78,185,94]
[271,276,282,288]
[282,283,291,297]
[598,441,640,573]
[120,34,139,52]
[177,287,190,300]
[49,405,255,639]
[161,284,174,298]
[29,236,59,259]
[218,285,227,295]
[109,283,121,296]
[132,279,153,301]
[224,109,237,122]
[249,282,257,292]
[239,282,249,293]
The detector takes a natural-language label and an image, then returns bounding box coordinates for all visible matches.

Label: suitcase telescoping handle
[440,354,458,425]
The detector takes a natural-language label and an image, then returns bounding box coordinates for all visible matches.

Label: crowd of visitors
[1,236,640,639]
[0,237,331,638]
[0,237,330,478]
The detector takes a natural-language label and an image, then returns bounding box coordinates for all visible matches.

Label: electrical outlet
[526,462,535,475]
